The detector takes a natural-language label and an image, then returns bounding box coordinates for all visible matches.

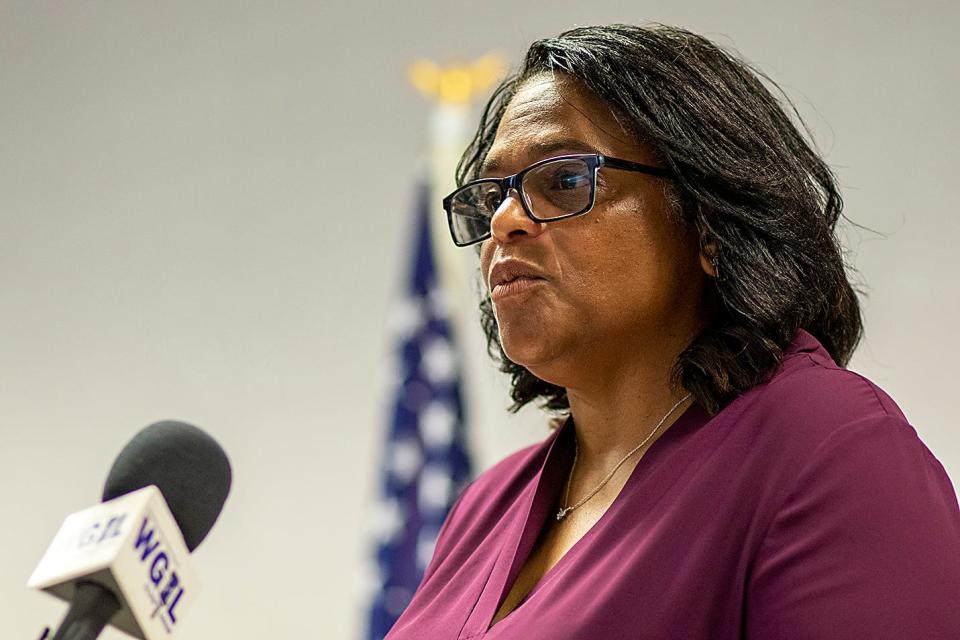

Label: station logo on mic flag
[364,183,472,640]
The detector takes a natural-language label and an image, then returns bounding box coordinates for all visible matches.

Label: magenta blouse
[386,330,960,639]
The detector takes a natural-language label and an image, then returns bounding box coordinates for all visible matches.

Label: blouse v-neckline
[479,403,708,635]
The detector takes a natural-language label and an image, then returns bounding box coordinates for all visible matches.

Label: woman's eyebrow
[480,138,599,175]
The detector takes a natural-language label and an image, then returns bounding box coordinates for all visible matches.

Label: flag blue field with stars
[364,183,473,639]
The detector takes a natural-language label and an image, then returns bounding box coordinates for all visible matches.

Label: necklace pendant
[556,507,572,521]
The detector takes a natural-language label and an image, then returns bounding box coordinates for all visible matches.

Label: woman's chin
[500,331,568,383]
[501,339,547,368]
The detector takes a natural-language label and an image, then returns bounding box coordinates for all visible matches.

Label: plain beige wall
[2,1,957,638]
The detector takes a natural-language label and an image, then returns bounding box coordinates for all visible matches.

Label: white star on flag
[419,400,457,449]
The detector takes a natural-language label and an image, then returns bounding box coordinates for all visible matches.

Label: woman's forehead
[502,74,571,124]
[483,74,643,175]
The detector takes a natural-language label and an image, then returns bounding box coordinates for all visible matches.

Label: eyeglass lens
[522,158,593,219]
[448,157,594,245]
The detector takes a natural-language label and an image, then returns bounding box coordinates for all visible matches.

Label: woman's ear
[693,205,720,279]
[699,235,719,278]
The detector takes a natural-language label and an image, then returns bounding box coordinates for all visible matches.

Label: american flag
[364,183,472,639]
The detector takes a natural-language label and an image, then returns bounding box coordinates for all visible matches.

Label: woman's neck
[562,333,695,473]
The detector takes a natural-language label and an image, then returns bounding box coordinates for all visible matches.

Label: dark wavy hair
[457,23,863,417]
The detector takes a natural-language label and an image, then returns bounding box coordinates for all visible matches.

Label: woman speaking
[386,24,960,639]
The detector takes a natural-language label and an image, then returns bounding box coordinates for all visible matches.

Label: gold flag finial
[408,53,509,105]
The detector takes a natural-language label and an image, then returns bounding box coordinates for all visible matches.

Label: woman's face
[478,73,713,387]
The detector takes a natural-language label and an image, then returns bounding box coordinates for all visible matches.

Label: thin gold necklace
[556,393,692,521]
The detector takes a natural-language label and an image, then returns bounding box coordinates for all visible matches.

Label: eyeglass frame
[442,153,674,247]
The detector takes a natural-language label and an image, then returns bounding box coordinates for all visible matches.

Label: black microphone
[102,420,232,552]
[30,420,232,640]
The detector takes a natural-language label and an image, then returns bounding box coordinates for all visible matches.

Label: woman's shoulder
[737,328,915,447]
[454,429,557,512]
[423,429,558,571]
[689,328,944,504]
[742,333,960,637]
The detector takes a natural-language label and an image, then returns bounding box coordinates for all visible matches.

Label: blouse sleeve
[746,414,960,639]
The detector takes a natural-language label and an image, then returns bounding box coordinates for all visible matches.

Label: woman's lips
[491,276,546,301]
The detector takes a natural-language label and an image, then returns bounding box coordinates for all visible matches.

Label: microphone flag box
[29,485,199,640]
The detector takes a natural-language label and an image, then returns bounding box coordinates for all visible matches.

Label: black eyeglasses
[442,153,672,247]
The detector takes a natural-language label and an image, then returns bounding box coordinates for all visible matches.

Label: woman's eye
[482,191,502,211]
[554,172,590,190]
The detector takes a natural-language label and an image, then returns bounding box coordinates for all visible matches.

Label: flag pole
[408,54,508,330]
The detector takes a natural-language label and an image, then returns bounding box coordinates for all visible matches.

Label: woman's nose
[489,189,547,243]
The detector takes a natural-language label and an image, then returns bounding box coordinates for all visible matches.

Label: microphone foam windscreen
[102,420,232,551]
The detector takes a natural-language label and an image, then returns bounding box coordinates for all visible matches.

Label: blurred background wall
[1,1,957,638]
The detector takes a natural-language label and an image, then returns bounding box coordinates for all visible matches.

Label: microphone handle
[51,582,121,640]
